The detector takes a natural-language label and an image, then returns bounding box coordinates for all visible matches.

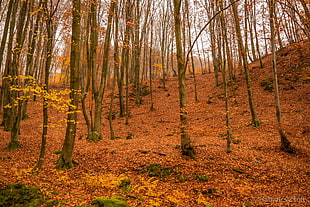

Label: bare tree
[173,0,195,158]
[268,0,292,152]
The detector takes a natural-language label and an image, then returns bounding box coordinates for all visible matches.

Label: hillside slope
[0,41,309,206]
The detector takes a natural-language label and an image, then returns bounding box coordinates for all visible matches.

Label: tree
[268,0,291,152]
[230,0,260,127]
[56,0,81,169]
[173,0,195,158]
[6,0,28,151]
[35,0,59,171]
[2,0,19,132]
[218,0,233,153]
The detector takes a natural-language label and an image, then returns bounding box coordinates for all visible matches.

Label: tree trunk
[7,0,28,150]
[149,20,154,111]
[173,0,195,158]
[34,0,53,171]
[56,0,81,169]
[2,0,19,132]
[218,0,232,153]
[230,0,260,127]
[268,0,291,152]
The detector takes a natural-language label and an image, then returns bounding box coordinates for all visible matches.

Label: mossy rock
[93,197,129,207]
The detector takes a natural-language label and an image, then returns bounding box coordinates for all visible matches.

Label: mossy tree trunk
[56,0,81,169]
[173,0,195,158]
[268,0,291,152]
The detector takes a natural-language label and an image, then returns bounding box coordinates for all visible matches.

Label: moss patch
[139,163,174,179]
[260,78,273,92]
[0,183,59,207]
[93,197,129,207]
[87,133,102,142]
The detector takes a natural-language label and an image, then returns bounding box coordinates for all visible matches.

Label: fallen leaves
[0,41,310,206]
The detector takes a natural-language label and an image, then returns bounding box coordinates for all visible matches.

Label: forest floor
[0,40,310,207]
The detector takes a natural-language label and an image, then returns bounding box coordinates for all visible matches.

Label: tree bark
[230,0,260,127]
[268,0,291,152]
[173,0,195,158]
[7,0,28,150]
[34,0,53,170]
[56,0,81,169]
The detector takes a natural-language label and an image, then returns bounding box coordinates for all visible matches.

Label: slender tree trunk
[87,0,115,141]
[0,0,14,75]
[173,0,195,158]
[2,0,19,131]
[230,0,260,127]
[268,0,291,152]
[0,5,11,109]
[34,0,53,170]
[252,0,263,68]
[109,3,119,140]
[123,0,132,125]
[133,0,141,105]
[218,0,232,153]
[273,9,283,49]
[185,0,198,103]
[149,20,154,111]
[56,0,81,169]
[7,0,28,151]
[81,11,91,137]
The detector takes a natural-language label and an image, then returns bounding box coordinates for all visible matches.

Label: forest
[0,0,309,206]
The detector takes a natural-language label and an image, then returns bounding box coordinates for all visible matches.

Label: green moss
[232,168,245,174]
[126,133,133,140]
[6,140,22,151]
[118,179,131,192]
[139,150,149,154]
[201,188,217,195]
[56,155,75,170]
[232,139,241,144]
[87,133,102,142]
[0,183,59,207]
[178,174,188,183]
[193,173,209,183]
[141,163,174,179]
[260,78,273,92]
[245,201,252,207]
[93,197,129,207]
[53,150,62,154]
